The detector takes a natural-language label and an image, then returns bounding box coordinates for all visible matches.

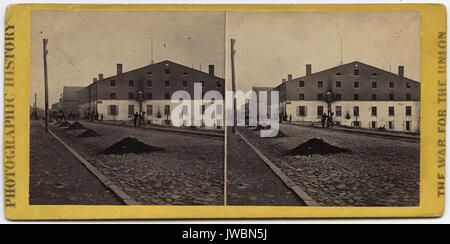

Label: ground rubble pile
[103,137,164,155]
[77,129,100,138]
[287,138,350,156]
[65,122,85,130]
[58,121,71,127]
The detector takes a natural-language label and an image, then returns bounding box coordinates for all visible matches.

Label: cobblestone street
[48,121,224,205]
[239,124,420,206]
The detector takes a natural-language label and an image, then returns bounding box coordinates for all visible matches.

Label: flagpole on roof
[150,37,154,64]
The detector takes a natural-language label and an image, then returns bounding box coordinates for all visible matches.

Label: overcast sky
[30,11,225,107]
[225,11,420,91]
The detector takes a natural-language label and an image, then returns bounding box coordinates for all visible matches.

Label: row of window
[110,92,170,100]
[109,104,222,117]
[296,105,413,117]
[298,93,413,101]
[146,68,188,76]
[298,80,412,89]
[110,79,222,88]
[108,104,171,116]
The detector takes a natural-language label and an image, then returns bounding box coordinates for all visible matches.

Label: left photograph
[29,11,226,205]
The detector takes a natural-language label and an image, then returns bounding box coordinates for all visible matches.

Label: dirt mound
[275,130,288,138]
[254,124,271,130]
[103,137,163,155]
[65,121,85,130]
[77,129,100,138]
[287,138,350,156]
[58,121,71,127]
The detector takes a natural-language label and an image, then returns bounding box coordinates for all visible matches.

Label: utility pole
[43,38,49,132]
[34,93,37,119]
[231,39,237,133]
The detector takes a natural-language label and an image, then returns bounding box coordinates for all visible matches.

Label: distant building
[77,60,225,127]
[51,98,63,112]
[62,86,83,115]
[267,61,420,132]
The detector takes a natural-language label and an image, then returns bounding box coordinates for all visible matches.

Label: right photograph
[226,11,421,206]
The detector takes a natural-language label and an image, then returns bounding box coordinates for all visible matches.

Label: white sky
[30,11,226,107]
[225,11,420,91]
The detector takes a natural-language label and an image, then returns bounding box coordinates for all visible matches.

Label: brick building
[266,61,420,132]
[77,60,225,127]
[62,86,83,115]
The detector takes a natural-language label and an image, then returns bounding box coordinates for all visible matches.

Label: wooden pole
[43,38,49,131]
[231,39,237,133]
[34,93,37,119]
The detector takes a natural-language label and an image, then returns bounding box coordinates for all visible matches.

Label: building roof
[86,60,224,89]
[252,86,274,92]
[63,86,83,101]
[273,61,420,91]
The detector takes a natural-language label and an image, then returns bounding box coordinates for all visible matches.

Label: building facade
[269,61,420,132]
[77,60,225,127]
[62,86,84,115]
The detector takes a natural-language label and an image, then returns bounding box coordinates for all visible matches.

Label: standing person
[100,113,103,121]
[141,112,146,127]
[138,113,142,127]
[133,112,139,127]
[289,114,292,122]
[329,112,334,128]
[321,113,327,128]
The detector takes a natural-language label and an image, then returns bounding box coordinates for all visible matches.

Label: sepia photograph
[27,9,422,208]
[29,10,226,205]
[226,11,421,206]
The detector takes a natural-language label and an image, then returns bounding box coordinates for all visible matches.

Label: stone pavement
[49,120,224,205]
[239,125,420,206]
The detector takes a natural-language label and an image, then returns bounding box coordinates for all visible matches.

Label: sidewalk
[82,119,224,138]
[227,130,305,206]
[285,121,420,140]
[29,120,123,205]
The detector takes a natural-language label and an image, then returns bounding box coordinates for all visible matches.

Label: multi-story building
[51,98,63,112]
[268,61,420,132]
[62,86,83,115]
[77,60,225,127]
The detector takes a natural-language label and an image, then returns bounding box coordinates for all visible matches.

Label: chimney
[93,78,98,83]
[282,78,287,83]
[306,64,312,76]
[117,64,123,75]
[398,66,404,77]
[208,65,215,76]
[288,74,293,81]
[98,74,103,80]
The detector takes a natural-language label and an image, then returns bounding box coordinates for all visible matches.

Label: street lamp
[138,90,143,114]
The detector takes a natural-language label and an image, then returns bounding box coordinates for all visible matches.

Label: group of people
[320,112,334,128]
[133,112,146,127]
[88,111,103,122]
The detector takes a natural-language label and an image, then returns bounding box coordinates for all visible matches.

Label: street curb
[41,122,139,205]
[88,120,224,138]
[285,123,420,140]
[236,130,320,206]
